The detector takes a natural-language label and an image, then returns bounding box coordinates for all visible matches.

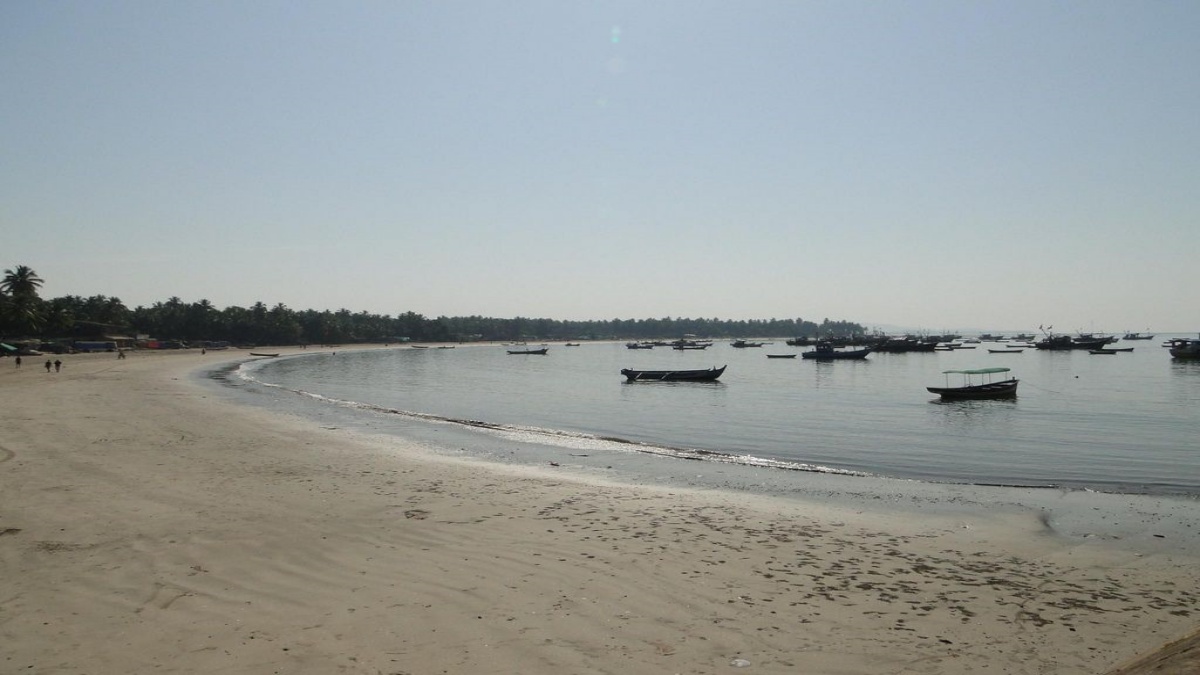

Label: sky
[2,1,1197,333]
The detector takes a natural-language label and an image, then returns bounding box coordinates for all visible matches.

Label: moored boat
[801,342,871,360]
[927,367,1018,400]
[507,347,549,355]
[620,365,726,382]
[1168,335,1200,359]
[1034,334,1110,350]
[766,354,797,359]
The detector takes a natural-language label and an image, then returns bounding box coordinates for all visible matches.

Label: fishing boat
[730,339,765,348]
[1089,347,1134,354]
[1123,332,1154,340]
[873,338,938,353]
[620,365,726,382]
[1034,334,1110,350]
[801,342,871,360]
[249,352,280,357]
[507,347,549,355]
[988,348,1024,354]
[625,342,654,349]
[927,367,1018,400]
[1168,336,1200,359]
[766,354,797,359]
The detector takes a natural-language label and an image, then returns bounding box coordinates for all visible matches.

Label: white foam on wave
[231,359,867,477]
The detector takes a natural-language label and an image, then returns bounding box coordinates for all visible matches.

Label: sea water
[224,337,1200,497]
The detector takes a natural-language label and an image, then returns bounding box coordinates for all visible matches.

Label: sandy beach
[2,348,1198,674]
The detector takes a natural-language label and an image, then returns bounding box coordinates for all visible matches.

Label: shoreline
[2,347,1198,673]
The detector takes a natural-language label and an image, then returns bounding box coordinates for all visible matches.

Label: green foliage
[2,264,866,344]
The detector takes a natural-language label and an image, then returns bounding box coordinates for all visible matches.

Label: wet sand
[1,347,1197,674]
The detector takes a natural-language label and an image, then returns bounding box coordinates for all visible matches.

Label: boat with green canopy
[926,367,1018,400]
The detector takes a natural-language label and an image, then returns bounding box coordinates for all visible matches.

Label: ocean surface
[226,336,1200,497]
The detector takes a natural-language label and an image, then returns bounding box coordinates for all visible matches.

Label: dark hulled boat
[1033,334,1110,351]
[507,347,549,355]
[620,365,726,382]
[1168,336,1200,359]
[927,367,1019,400]
[801,342,871,360]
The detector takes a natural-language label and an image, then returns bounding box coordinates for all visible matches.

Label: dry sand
[2,347,1198,674]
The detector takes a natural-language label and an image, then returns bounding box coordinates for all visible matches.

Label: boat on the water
[730,339,766,348]
[620,365,726,382]
[988,349,1024,354]
[1168,335,1200,359]
[1089,347,1134,354]
[801,342,871,360]
[249,352,280,357]
[507,347,549,355]
[766,354,797,359]
[873,337,938,353]
[1123,332,1154,340]
[1034,334,1110,350]
[927,367,1018,400]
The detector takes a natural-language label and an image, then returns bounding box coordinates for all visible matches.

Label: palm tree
[1,265,44,298]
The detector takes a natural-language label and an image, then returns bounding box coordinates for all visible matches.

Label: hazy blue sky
[3,1,1197,332]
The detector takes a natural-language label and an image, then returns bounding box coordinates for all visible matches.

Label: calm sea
[229,336,1200,497]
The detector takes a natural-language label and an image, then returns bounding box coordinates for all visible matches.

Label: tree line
[2,265,866,345]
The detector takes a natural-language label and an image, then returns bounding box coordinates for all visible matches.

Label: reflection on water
[928,397,1018,413]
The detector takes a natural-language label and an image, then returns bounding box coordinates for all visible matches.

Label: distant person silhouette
[13,355,20,369]
[54,359,62,372]
[45,359,52,372]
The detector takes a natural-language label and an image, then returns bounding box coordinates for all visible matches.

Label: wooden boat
[766,354,797,359]
[927,367,1018,400]
[988,349,1024,353]
[1089,347,1134,354]
[1123,332,1154,340]
[564,343,581,347]
[625,342,654,349]
[1034,334,1110,350]
[249,352,280,357]
[730,340,765,348]
[507,347,548,355]
[801,342,871,360]
[1168,336,1200,359]
[873,338,938,353]
[620,365,726,382]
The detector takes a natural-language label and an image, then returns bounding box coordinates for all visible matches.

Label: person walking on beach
[54,359,61,372]
[45,359,52,372]
[13,355,20,369]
